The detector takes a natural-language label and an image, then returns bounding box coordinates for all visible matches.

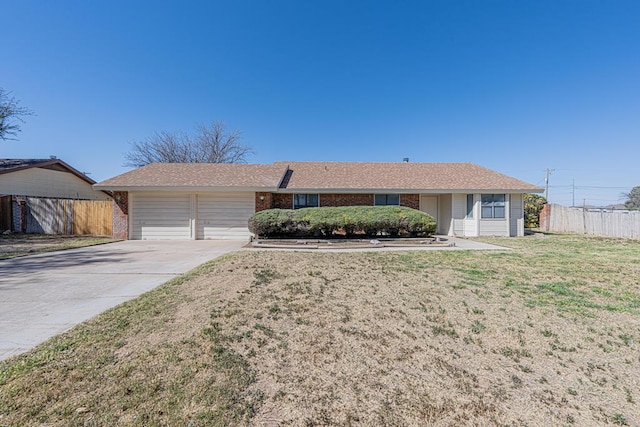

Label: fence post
[19,201,27,233]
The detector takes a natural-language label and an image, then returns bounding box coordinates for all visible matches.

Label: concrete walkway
[246,236,509,252]
[0,240,245,361]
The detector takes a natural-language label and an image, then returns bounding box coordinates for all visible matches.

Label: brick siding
[319,193,373,207]
[113,191,128,239]
[255,192,273,212]
[256,192,422,211]
[272,193,293,209]
[400,194,420,209]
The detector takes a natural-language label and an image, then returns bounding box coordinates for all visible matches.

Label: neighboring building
[0,158,112,233]
[0,158,111,200]
[94,161,543,240]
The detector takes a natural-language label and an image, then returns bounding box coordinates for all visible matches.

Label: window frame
[374,194,400,206]
[481,194,506,219]
[293,193,319,209]
[466,194,474,218]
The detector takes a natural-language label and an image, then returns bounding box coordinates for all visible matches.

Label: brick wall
[256,192,422,211]
[272,193,293,209]
[539,203,551,231]
[255,192,273,212]
[319,193,373,207]
[400,194,420,210]
[113,191,128,240]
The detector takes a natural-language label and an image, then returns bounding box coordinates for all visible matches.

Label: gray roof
[0,158,57,171]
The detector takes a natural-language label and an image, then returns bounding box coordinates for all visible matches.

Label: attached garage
[130,192,192,240]
[130,191,255,240]
[196,192,255,240]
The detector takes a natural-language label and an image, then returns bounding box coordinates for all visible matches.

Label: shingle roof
[275,162,542,192]
[0,159,53,171]
[94,163,288,190]
[94,161,542,193]
[0,158,97,185]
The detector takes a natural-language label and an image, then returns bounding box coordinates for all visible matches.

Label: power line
[548,184,631,189]
[574,185,631,190]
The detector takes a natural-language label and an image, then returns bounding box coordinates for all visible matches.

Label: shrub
[248,206,436,238]
[524,193,548,228]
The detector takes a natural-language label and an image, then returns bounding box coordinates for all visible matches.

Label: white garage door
[197,192,255,240]
[131,192,192,240]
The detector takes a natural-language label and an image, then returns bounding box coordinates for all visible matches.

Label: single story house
[0,158,112,201]
[94,161,543,240]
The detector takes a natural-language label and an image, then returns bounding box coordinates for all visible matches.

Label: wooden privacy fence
[0,196,11,231]
[540,204,640,239]
[73,200,113,236]
[5,196,113,236]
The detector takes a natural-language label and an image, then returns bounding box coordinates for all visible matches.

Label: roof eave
[275,187,544,194]
[92,185,280,192]
[0,159,97,184]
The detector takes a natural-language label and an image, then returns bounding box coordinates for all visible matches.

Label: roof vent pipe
[402,157,409,163]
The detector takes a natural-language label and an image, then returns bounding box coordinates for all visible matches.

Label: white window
[466,194,474,218]
[481,194,505,218]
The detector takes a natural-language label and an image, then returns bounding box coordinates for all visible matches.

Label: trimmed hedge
[248,206,436,238]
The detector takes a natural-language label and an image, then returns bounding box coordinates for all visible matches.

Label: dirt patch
[203,250,640,426]
[0,233,115,260]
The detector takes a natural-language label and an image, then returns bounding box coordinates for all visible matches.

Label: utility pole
[545,168,555,201]
[572,179,575,207]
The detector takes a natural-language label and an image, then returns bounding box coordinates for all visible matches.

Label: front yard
[1,234,639,425]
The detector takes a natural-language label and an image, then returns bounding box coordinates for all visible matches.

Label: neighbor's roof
[0,158,97,185]
[94,163,289,191]
[275,162,543,192]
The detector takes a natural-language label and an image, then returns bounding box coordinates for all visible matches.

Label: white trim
[94,186,279,192]
[275,188,542,194]
[97,186,543,195]
[190,193,197,240]
[505,194,511,236]
[128,192,133,239]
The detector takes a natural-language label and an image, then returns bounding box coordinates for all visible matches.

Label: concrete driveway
[0,240,245,361]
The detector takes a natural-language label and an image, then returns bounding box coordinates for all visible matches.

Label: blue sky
[2,0,638,206]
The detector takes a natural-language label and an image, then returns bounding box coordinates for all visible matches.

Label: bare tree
[124,122,252,167]
[0,88,33,141]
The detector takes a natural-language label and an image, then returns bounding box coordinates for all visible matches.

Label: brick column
[112,191,129,239]
[255,192,273,212]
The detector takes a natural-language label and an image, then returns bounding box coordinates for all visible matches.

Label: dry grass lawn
[0,234,115,260]
[1,234,639,426]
